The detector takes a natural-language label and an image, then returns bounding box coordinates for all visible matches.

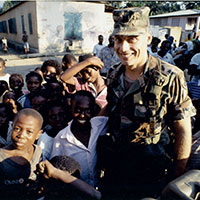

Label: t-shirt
[0,145,42,199]
[93,44,105,58]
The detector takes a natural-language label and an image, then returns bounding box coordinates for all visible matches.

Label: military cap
[112,7,150,36]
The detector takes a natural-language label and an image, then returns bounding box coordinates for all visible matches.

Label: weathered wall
[0,1,38,49]
[36,1,114,53]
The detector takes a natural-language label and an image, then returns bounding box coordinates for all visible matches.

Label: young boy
[18,71,43,108]
[60,54,107,109]
[38,155,101,199]
[0,108,43,199]
[51,90,108,187]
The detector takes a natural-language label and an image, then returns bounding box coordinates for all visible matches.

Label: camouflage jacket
[107,54,196,148]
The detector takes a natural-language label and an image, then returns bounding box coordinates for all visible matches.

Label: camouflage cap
[112,7,150,36]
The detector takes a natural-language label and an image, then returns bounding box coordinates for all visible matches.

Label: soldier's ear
[147,32,152,45]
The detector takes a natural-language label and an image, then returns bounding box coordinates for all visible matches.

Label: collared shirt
[51,116,108,186]
[99,46,120,74]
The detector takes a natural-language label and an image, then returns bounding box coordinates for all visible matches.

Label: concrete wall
[36,1,114,53]
[0,1,38,50]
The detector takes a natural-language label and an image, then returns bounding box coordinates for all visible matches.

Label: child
[0,108,43,199]
[41,59,61,83]
[0,80,9,103]
[3,91,22,114]
[60,54,107,109]
[9,73,24,99]
[38,155,101,199]
[37,101,70,160]
[51,90,108,187]
[18,71,43,108]
[0,103,14,147]
[0,58,10,86]
[62,53,77,71]
[45,79,65,102]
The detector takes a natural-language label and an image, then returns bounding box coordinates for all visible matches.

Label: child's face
[81,67,99,83]
[31,96,47,112]
[26,76,41,93]
[10,76,23,91]
[0,107,8,127]
[43,66,57,82]
[48,106,67,130]
[71,96,93,126]
[12,114,42,150]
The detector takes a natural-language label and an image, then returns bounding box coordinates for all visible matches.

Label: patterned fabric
[66,77,108,108]
[107,54,195,148]
[99,46,120,74]
[112,7,150,36]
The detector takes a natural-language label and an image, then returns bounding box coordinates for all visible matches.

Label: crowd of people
[0,6,200,200]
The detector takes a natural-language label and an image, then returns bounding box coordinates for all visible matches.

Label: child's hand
[86,56,104,70]
[38,160,57,179]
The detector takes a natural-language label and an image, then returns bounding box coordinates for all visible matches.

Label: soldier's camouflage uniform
[102,54,196,184]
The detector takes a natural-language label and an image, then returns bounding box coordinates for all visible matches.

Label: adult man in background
[99,6,195,199]
[93,35,105,58]
[99,35,120,77]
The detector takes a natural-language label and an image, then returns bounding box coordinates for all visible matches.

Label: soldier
[99,7,196,199]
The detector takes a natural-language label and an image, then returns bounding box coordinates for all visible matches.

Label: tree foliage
[0,0,21,14]
[106,1,200,16]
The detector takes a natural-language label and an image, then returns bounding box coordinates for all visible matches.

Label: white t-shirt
[93,44,105,58]
[51,116,108,187]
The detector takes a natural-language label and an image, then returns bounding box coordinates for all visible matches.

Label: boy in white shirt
[51,90,108,187]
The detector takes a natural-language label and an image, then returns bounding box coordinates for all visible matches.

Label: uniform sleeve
[169,71,196,121]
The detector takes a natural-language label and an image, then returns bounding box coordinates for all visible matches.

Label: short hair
[9,73,24,86]
[0,58,5,66]
[41,60,61,75]
[50,156,81,178]
[25,71,43,83]
[31,89,48,100]
[71,90,95,107]
[78,53,93,63]
[0,102,14,121]
[14,108,43,130]
[62,54,77,65]
[98,35,103,39]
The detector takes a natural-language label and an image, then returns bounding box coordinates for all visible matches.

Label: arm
[60,56,104,85]
[173,116,192,177]
[38,160,101,200]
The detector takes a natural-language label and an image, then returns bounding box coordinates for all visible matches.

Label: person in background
[3,91,22,115]
[0,103,14,147]
[147,36,161,55]
[60,54,107,110]
[99,35,120,77]
[2,37,8,53]
[9,73,24,99]
[62,53,77,72]
[18,71,43,108]
[152,40,175,65]
[22,31,29,54]
[93,35,106,58]
[37,101,69,160]
[41,59,62,84]
[0,58,10,86]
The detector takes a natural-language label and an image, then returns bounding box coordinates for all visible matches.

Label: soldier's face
[114,32,152,70]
